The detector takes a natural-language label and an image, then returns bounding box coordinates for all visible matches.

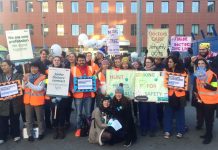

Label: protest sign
[107,28,120,55]
[74,76,97,92]
[171,36,192,52]
[106,70,135,99]
[164,72,189,91]
[135,71,168,103]
[147,29,169,57]
[46,67,70,97]
[0,80,23,100]
[6,29,33,61]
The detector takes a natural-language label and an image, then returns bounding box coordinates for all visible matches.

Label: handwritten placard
[171,36,192,52]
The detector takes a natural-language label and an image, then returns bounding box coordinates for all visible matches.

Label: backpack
[80,115,91,137]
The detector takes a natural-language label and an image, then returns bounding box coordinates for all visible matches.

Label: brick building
[0,0,217,52]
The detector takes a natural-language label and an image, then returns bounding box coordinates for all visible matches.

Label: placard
[0,80,23,100]
[107,28,120,55]
[164,72,189,91]
[46,67,71,97]
[135,71,168,103]
[74,76,96,92]
[171,36,192,52]
[5,29,33,61]
[147,29,169,57]
[106,70,135,99]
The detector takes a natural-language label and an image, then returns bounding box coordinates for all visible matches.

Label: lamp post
[37,0,45,48]
[136,0,142,56]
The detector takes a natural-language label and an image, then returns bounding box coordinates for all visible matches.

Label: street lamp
[37,0,45,48]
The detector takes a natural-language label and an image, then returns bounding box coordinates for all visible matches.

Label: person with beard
[88,96,113,146]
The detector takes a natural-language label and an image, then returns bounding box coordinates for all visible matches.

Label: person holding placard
[71,54,95,137]
[163,56,187,139]
[0,60,23,144]
[193,58,218,144]
[23,62,46,142]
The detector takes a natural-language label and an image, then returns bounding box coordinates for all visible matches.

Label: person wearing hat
[88,95,113,146]
[94,46,107,68]
[121,57,132,70]
[23,61,46,141]
[111,84,137,147]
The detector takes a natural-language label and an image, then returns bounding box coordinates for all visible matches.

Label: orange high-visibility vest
[91,60,99,74]
[71,66,95,99]
[98,72,106,87]
[168,71,187,97]
[24,74,46,106]
[196,69,218,104]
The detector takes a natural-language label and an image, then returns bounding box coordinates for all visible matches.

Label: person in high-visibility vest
[70,54,95,137]
[163,56,187,139]
[193,58,218,144]
[23,62,46,142]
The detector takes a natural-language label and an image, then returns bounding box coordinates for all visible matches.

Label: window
[72,25,79,36]
[42,1,48,12]
[101,2,108,13]
[131,2,137,13]
[57,1,64,13]
[26,24,34,35]
[192,1,199,13]
[72,1,79,13]
[161,24,169,29]
[176,1,184,13]
[11,0,18,12]
[161,1,169,13]
[192,24,199,35]
[0,24,3,35]
[131,24,136,36]
[116,2,124,13]
[101,25,108,35]
[26,1,33,12]
[57,24,64,36]
[207,24,215,35]
[146,2,154,13]
[116,25,124,36]
[0,1,3,12]
[87,24,94,35]
[176,24,184,35]
[86,2,94,13]
[208,1,215,12]
[41,24,49,36]
[11,24,19,30]
[146,24,153,32]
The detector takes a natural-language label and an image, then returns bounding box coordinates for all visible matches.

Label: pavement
[1,103,218,150]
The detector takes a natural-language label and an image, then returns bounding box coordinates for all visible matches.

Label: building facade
[0,0,217,51]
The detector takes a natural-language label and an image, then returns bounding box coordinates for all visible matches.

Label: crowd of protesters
[0,42,218,147]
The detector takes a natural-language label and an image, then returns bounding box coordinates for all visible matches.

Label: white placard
[108,119,122,131]
[0,83,18,97]
[168,75,185,88]
[107,28,120,55]
[23,128,39,139]
[6,29,33,61]
[46,67,70,97]
[78,79,93,90]
[171,36,192,52]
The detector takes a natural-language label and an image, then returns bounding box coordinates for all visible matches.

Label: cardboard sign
[164,72,189,91]
[46,67,70,97]
[5,29,33,61]
[0,80,23,100]
[135,71,168,103]
[171,36,192,52]
[74,76,97,92]
[107,28,120,55]
[147,29,169,57]
[106,70,135,99]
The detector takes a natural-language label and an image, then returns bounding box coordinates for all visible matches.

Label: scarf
[29,72,40,84]
[144,65,156,71]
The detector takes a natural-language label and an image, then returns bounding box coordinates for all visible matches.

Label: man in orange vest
[23,62,46,142]
[71,54,95,137]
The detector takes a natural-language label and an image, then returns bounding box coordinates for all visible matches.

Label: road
[1,104,218,150]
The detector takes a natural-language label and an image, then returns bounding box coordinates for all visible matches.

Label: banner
[0,80,23,100]
[74,76,97,92]
[6,29,33,61]
[106,70,135,99]
[147,29,169,57]
[171,36,192,52]
[107,28,120,55]
[164,72,189,91]
[46,67,70,97]
[135,71,168,103]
